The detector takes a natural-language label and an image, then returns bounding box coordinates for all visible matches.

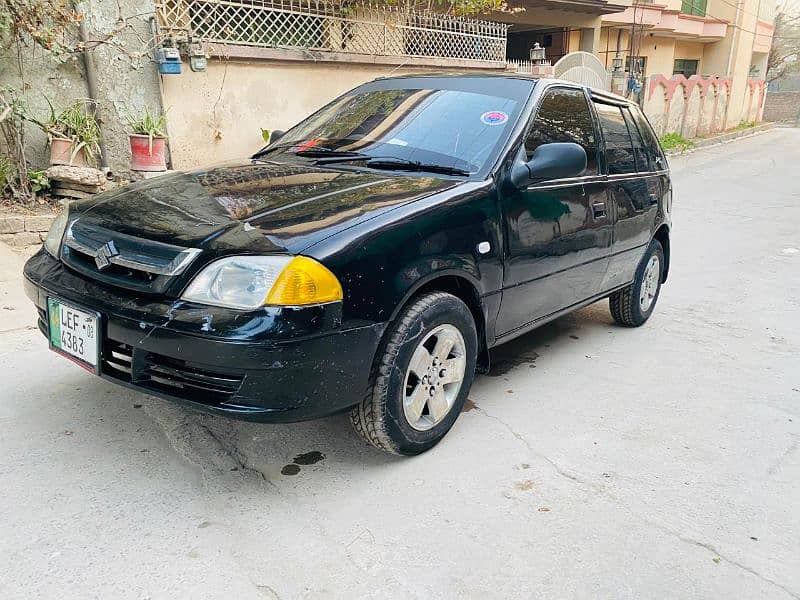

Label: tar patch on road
[462,398,478,412]
[488,350,539,376]
[281,451,326,475]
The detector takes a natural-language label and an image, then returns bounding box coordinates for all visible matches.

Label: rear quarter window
[630,105,667,171]
[593,102,636,175]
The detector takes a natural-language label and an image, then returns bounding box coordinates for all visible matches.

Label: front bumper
[24,250,385,422]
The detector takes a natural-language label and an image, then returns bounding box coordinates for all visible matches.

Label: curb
[665,123,776,156]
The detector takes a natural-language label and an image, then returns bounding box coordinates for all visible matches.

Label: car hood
[72,160,461,254]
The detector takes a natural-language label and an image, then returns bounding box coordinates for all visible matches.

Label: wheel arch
[653,223,670,283]
[388,271,490,374]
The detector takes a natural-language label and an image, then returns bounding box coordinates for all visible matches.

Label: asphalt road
[1,129,798,600]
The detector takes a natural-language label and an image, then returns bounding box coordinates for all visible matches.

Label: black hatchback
[25,74,671,455]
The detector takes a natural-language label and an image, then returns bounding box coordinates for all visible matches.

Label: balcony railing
[155,0,509,63]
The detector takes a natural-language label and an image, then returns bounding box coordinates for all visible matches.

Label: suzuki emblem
[94,241,119,270]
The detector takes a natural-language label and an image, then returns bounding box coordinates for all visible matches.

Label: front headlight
[181,255,343,310]
[43,211,69,258]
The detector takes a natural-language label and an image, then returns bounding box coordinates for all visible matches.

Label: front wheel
[609,239,665,327]
[350,292,478,456]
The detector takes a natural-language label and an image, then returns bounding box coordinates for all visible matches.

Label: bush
[659,132,694,152]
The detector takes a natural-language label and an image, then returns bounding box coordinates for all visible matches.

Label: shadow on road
[44,302,616,485]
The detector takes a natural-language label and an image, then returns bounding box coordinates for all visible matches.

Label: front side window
[525,88,598,175]
[274,80,530,175]
[593,102,636,175]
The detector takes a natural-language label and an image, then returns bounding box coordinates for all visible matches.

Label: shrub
[659,132,694,152]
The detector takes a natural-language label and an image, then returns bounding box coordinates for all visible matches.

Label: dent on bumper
[24,251,386,422]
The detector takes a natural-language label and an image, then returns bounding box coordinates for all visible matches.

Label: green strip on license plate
[48,297,61,347]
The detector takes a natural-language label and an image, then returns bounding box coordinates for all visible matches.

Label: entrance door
[495,86,613,337]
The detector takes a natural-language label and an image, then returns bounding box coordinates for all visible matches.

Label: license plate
[47,297,101,373]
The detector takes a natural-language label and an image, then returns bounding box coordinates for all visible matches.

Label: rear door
[592,100,660,290]
[495,86,613,337]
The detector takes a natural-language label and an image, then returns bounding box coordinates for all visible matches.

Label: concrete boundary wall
[160,57,506,170]
[763,91,800,125]
[643,74,767,138]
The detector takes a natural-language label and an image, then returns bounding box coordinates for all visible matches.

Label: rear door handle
[591,201,607,219]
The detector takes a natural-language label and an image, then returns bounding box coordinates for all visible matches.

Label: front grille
[66,246,157,285]
[103,340,245,405]
[61,220,201,295]
[37,307,47,336]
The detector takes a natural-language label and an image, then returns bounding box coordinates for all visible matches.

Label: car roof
[373,72,634,106]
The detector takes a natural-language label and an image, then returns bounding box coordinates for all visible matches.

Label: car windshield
[268,78,533,176]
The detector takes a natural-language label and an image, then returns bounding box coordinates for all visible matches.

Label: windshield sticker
[481,111,509,126]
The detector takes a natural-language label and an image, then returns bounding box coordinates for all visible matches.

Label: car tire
[350,291,478,456]
[609,239,665,327]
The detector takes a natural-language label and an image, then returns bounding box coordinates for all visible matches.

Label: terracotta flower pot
[50,137,88,167]
[130,134,167,172]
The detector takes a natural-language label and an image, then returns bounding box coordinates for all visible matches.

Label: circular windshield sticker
[481,111,509,126]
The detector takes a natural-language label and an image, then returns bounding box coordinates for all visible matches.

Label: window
[525,88,598,174]
[673,59,699,77]
[278,81,529,175]
[681,0,706,16]
[622,108,648,172]
[593,102,636,175]
[629,105,666,171]
[625,56,647,77]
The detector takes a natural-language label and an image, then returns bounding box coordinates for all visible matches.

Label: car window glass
[277,88,521,174]
[630,105,666,171]
[593,102,636,175]
[525,88,598,175]
[622,107,648,172]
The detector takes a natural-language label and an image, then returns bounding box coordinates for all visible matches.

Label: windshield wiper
[250,142,363,158]
[294,148,370,159]
[365,158,471,177]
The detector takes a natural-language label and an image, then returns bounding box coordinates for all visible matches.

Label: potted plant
[44,99,102,168]
[128,107,168,172]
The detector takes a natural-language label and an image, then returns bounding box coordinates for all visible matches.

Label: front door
[495,86,613,337]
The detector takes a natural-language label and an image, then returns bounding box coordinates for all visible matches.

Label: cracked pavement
[1,129,799,599]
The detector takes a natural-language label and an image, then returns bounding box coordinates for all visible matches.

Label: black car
[25,74,671,455]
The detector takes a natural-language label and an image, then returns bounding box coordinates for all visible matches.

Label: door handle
[591,201,607,219]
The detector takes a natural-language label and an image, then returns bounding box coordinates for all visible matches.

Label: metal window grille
[155,0,508,62]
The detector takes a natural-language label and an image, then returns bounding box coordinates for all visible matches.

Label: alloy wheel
[639,255,661,312]
[403,324,467,431]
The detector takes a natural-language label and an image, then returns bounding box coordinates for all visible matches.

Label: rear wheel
[350,292,477,455]
[609,239,664,327]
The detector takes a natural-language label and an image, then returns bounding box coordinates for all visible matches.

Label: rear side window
[630,106,667,171]
[593,102,636,175]
[526,88,598,175]
[622,107,648,172]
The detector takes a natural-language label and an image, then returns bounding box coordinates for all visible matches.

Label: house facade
[599,0,776,130]
[1,0,777,174]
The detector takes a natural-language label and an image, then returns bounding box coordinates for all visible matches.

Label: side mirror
[509,142,587,188]
[269,129,285,145]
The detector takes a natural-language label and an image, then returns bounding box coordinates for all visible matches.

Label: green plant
[733,120,758,130]
[127,106,167,154]
[659,132,694,152]
[27,170,50,194]
[0,155,9,193]
[41,99,102,166]
[0,88,33,200]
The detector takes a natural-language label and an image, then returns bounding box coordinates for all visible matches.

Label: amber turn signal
[265,256,343,306]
